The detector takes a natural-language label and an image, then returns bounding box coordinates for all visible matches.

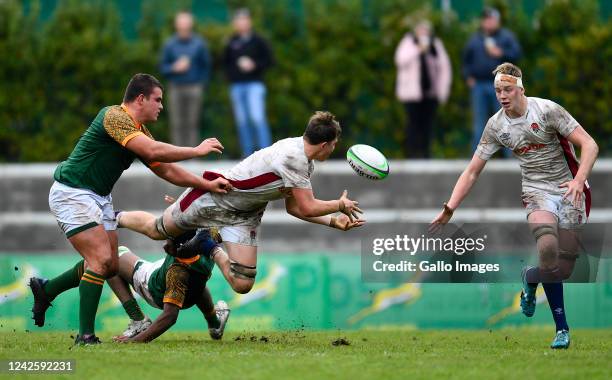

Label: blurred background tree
[0,0,609,161]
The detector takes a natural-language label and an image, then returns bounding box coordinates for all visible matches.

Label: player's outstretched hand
[208,177,233,194]
[195,138,224,156]
[429,204,454,233]
[331,213,365,231]
[338,190,363,222]
[112,335,130,343]
[560,179,584,208]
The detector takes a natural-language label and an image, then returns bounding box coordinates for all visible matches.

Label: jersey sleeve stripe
[121,131,144,146]
[203,171,282,190]
[178,171,282,212]
[176,255,201,265]
[162,297,183,307]
[558,134,592,216]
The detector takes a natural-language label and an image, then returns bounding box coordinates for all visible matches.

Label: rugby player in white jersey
[117,111,365,295]
[430,63,598,349]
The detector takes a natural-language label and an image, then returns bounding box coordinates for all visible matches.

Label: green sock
[43,260,84,300]
[122,298,145,321]
[78,270,105,336]
[205,310,220,329]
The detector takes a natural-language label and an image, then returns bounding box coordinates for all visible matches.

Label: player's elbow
[136,145,158,163]
[590,139,599,156]
[298,204,317,218]
[285,205,300,218]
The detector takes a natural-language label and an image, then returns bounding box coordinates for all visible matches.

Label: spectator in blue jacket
[160,11,211,147]
[462,7,521,155]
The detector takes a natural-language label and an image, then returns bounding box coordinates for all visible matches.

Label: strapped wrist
[443,202,455,215]
[329,216,337,228]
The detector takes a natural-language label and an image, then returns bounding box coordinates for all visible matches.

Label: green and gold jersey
[53,104,159,196]
[147,254,215,309]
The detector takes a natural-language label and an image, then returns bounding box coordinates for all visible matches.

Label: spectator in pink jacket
[395,20,452,158]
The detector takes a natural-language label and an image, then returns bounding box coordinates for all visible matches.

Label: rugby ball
[347,144,389,180]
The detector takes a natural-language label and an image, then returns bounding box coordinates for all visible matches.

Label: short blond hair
[492,62,522,78]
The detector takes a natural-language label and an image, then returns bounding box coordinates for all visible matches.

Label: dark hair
[123,73,163,103]
[303,111,342,144]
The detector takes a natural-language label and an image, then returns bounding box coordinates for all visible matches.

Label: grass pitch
[1,328,611,380]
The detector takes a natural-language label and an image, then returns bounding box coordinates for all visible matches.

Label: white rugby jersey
[476,97,582,195]
[179,137,314,214]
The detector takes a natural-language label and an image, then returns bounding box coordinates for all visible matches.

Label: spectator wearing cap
[223,9,274,157]
[159,11,212,147]
[395,20,452,158]
[462,7,521,155]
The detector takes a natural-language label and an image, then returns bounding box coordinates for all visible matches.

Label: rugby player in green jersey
[111,231,229,343]
[29,74,231,345]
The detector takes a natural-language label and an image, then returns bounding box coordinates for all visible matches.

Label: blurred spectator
[463,7,521,155]
[395,20,451,158]
[223,9,274,157]
[160,11,211,147]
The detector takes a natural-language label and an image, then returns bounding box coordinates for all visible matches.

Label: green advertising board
[1,254,611,333]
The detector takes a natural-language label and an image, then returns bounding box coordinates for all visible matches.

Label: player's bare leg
[520,211,559,318]
[117,206,185,240]
[545,228,580,349]
[212,242,257,294]
[529,211,559,272]
[66,226,117,343]
[107,246,151,338]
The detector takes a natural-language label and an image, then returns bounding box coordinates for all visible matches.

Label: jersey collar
[120,103,142,130]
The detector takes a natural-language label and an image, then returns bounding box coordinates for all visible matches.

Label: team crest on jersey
[530,123,541,134]
[499,132,511,144]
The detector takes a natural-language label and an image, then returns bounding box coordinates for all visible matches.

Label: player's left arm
[127,302,180,343]
[150,163,231,194]
[123,265,189,343]
[561,126,599,206]
[284,194,365,231]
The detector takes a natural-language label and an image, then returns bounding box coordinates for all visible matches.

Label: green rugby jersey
[147,254,215,309]
[53,104,158,196]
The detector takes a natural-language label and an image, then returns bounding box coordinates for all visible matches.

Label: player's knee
[558,251,578,280]
[534,225,558,267]
[96,256,118,278]
[229,260,256,294]
[538,241,557,267]
[153,216,173,240]
[232,280,254,294]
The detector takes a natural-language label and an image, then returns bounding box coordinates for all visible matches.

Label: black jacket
[223,33,274,83]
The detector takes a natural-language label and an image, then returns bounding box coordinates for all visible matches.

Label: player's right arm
[103,107,224,163]
[430,154,487,229]
[290,188,363,222]
[125,136,224,163]
[285,194,365,231]
[150,163,230,194]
